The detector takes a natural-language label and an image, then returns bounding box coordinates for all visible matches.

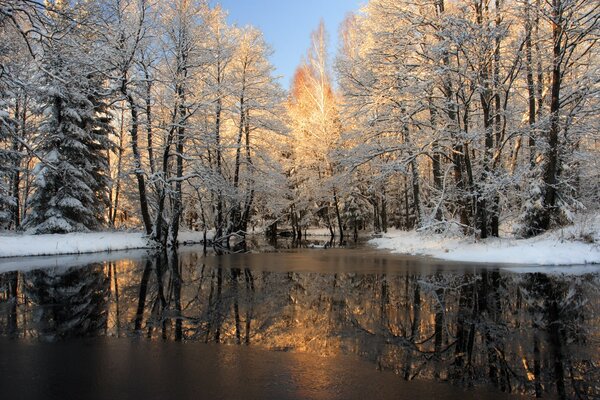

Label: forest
[1,0,599,247]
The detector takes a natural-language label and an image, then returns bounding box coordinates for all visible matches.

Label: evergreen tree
[24,4,113,234]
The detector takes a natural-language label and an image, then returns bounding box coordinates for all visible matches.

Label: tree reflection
[15,265,109,339]
[1,255,598,398]
[0,271,19,337]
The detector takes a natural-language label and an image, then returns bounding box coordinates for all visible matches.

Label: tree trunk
[380,190,387,233]
[170,76,186,246]
[153,120,175,245]
[111,106,125,227]
[124,89,152,235]
[143,66,156,176]
[490,0,503,238]
[9,96,26,229]
[232,91,245,233]
[333,187,344,241]
[525,0,537,168]
[429,97,443,222]
[241,110,254,232]
[537,0,562,233]
[373,198,381,233]
[403,177,410,229]
[215,96,224,241]
[476,0,493,239]
[401,108,422,228]
[410,159,422,228]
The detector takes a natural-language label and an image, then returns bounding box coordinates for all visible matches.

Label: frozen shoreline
[0,230,210,259]
[1,220,599,271]
[369,225,600,266]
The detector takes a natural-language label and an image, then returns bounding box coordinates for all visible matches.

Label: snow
[178,230,215,244]
[0,232,150,258]
[0,230,213,259]
[369,219,600,266]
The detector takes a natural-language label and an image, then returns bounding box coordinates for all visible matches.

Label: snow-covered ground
[0,231,149,258]
[370,215,600,266]
[0,230,212,258]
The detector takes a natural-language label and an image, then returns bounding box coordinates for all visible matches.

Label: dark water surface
[0,242,598,399]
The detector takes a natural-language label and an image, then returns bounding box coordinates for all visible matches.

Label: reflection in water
[1,249,599,399]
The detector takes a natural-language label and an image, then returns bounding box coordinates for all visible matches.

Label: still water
[0,240,598,399]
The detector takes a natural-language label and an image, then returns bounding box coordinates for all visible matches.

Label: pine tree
[24,5,113,234]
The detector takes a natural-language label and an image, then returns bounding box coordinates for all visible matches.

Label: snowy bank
[0,232,150,258]
[369,220,600,266]
[0,230,213,258]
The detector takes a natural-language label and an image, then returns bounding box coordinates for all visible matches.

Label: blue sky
[214,0,364,88]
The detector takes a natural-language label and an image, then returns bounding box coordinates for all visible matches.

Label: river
[0,239,598,399]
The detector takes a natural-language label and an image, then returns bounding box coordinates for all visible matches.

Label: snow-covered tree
[0,9,40,229]
[2,0,597,242]
[337,0,599,238]
[520,0,600,236]
[225,26,288,236]
[24,2,113,233]
[288,22,345,239]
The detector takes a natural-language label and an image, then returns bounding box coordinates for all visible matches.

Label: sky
[215,0,364,88]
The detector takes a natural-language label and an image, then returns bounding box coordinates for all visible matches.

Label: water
[0,241,598,399]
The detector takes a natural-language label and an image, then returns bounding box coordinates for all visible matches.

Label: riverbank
[370,214,600,266]
[2,215,599,266]
[0,231,211,258]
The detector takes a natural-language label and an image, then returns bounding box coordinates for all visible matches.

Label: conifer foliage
[24,4,112,233]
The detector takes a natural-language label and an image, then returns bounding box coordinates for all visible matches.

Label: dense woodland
[0,0,599,246]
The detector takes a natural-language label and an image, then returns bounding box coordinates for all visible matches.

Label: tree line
[0,0,598,244]
[1,0,286,247]
[335,0,599,239]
